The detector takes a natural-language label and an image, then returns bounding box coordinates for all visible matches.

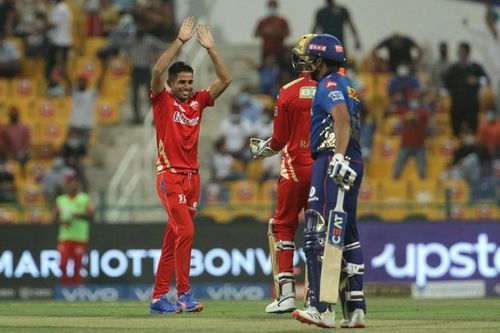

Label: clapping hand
[178,16,196,43]
[196,24,215,50]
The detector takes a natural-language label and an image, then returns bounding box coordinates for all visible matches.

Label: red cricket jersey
[269,73,316,182]
[150,88,214,173]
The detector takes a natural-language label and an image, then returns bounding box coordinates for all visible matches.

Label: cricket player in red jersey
[250,34,317,314]
[148,16,231,315]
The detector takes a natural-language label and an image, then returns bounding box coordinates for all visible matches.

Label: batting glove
[327,153,357,189]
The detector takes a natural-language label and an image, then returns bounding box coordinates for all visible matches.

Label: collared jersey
[310,70,362,161]
[150,88,214,173]
[269,72,316,182]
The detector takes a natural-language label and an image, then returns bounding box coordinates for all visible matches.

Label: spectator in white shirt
[45,0,72,80]
[0,31,20,78]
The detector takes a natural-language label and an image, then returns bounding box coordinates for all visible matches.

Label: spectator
[65,66,105,148]
[372,32,423,73]
[476,109,500,157]
[0,107,31,172]
[54,171,95,286]
[218,100,254,163]
[392,98,429,179]
[445,42,488,137]
[42,156,74,207]
[124,28,165,124]
[445,128,491,184]
[22,10,49,59]
[45,0,72,81]
[0,30,20,78]
[463,4,500,99]
[96,9,136,60]
[0,0,17,36]
[254,0,290,68]
[429,42,450,89]
[387,64,421,105]
[311,0,361,51]
[86,0,102,36]
[136,0,177,42]
[210,137,245,182]
[0,151,16,204]
[237,91,264,123]
[61,128,88,192]
[359,101,376,161]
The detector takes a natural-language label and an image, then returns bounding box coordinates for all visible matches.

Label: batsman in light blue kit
[292,34,366,329]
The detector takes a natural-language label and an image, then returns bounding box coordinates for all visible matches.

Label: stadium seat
[12,78,39,100]
[73,57,102,86]
[108,57,131,79]
[33,98,70,122]
[84,37,108,58]
[0,206,20,224]
[259,179,277,218]
[0,78,8,102]
[442,179,470,204]
[95,98,119,124]
[24,160,51,184]
[18,183,45,206]
[38,118,68,147]
[379,179,411,204]
[246,159,263,181]
[23,206,52,224]
[227,179,262,220]
[358,178,380,204]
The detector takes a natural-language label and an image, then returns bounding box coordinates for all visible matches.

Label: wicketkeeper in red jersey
[250,34,317,314]
[148,16,231,315]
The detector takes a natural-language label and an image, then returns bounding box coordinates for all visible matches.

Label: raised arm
[196,24,232,100]
[151,16,196,95]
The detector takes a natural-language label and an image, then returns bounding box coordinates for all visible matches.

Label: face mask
[463,135,475,145]
[397,66,409,77]
[408,99,420,110]
[267,8,277,16]
[229,114,240,123]
[485,110,496,122]
[67,138,80,147]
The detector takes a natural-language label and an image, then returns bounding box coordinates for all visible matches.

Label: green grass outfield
[0,297,499,333]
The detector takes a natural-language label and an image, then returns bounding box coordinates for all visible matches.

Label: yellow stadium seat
[84,37,108,58]
[442,179,470,204]
[199,206,233,224]
[33,98,70,122]
[468,204,497,221]
[358,178,380,204]
[25,160,51,184]
[38,119,68,147]
[12,78,39,99]
[73,58,102,87]
[23,206,52,224]
[379,180,411,204]
[259,179,277,218]
[95,98,119,124]
[227,179,261,220]
[379,207,409,222]
[246,159,263,181]
[0,206,20,224]
[365,158,393,180]
[0,78,8,102]
[19,183,45,206]
[373,136,400,161]
[108,57,130,79]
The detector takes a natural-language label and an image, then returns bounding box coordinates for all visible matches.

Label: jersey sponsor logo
[299,86,316,98]
[325,80,337,88]
[190,101,200,111]
[335,45,344,53]
[178,194,187,204]
[173,100,187,113]
[173,111,199,126]
[347,87,360,101]
[308,44,327,52]
[328,90,345,102]
[308,186,319,202]
[273,106,278,117]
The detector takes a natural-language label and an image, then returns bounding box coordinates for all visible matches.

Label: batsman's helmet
[291,33,316,72]
[304,34,346,65]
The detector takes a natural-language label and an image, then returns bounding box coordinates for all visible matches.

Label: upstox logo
[371,234,500,287]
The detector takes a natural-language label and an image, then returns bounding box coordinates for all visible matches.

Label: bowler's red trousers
[153,170,200,299]
[273,166,311,276]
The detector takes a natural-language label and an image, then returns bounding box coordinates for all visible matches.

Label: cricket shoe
[176,290,204,313]
[265,296,296,314]
[149,294,179,315]
[340,309,366,328]
[292,305,335,329]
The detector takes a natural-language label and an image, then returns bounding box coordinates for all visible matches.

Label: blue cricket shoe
[176,290,204,313]
[149,294,179,315]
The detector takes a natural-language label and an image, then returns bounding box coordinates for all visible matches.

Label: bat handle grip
[334,186,345,212]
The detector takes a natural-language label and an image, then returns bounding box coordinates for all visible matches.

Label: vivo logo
[371,234,500,287]
[206,284,265,300]
[61,287,120,302]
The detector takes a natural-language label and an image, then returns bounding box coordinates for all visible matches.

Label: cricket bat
[319,186,347,304]
[267,219,280,297]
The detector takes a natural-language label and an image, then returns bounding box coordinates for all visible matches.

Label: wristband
[177,36,186,43]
